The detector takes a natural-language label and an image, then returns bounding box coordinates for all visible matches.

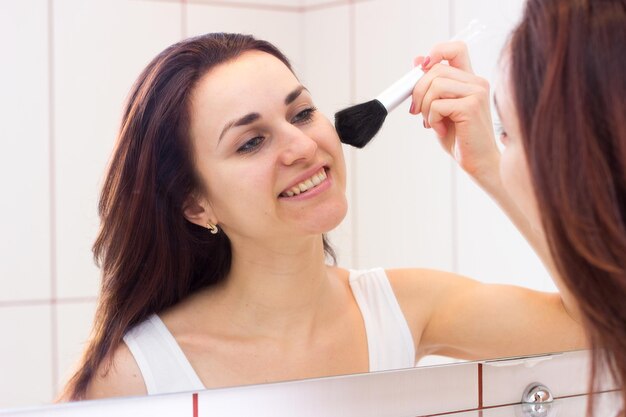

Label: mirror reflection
[6,0,620,411]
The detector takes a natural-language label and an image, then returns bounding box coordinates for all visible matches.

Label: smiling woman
[58,32,586,402]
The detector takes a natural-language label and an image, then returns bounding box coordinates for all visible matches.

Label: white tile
[0,390,193,417]
[302,0,344,8]
[0,1,52,301]
[186,4,305,75]
[452,0,555,290]
[198,363,479,416]
[0,306,53,408]
[194,0,303,8]
[481,350,616,408]
[53,0,182,298]
[352,0,453,270]
[302,5,353,265]
[417,355,465,367]
[302,0,334,7]
[445,391,622,417]
[455,171,555,290]
[55,302,97,392]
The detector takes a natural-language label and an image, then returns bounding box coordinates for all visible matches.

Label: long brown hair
[509,0,626,414]
[60,33,336,400]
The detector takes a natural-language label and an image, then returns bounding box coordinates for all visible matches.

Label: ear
[183,194,217,228]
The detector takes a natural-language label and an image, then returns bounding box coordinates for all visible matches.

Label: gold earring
[206,222,219,234]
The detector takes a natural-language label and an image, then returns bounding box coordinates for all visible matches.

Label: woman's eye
[237,136,265,154]
[291,107,317,124]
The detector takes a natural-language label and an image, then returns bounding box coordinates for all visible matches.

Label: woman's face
[186,51,347,245]
[495,51,542,232]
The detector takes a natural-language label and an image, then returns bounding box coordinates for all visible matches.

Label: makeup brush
[335,20,487,149]
[334,65,425,148]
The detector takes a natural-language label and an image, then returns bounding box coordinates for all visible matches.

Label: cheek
[315,122,346,179]
[202,162,273,215]
[499,144,542,229]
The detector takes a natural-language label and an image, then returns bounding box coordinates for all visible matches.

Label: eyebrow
[218,85,309,143]
[285,85,307,105]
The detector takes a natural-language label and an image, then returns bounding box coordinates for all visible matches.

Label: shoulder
[385,268,479,301]
[383,268,481,347]
[84,341,147,400]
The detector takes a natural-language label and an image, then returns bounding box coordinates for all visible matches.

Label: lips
[279,167,328,198]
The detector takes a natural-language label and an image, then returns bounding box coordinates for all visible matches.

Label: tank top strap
[123,314,204,394]
[348,268,416,372]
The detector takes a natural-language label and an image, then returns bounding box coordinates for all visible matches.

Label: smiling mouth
[279,168,328,198]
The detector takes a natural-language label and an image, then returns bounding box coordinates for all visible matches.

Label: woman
[411,0,625,413]
[60,32,584,401]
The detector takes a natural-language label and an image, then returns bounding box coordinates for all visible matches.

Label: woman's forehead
[197,51,297,98]
[188,51,302,143]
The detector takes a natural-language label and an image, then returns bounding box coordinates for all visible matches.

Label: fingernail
[410,102,415,114]
[423,119,427,128]
[423,56,431,68]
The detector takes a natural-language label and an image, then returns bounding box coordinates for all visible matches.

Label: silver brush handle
[374,19,486,113]
[375,65,424,112]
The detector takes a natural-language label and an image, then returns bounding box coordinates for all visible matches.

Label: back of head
[61,33,295,400]
[509,0,626,413]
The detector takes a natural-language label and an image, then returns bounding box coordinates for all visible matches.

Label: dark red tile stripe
[478,363,483,409]
[193,393,199,417]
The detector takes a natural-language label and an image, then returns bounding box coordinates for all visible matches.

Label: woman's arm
[410,41,582,324]
[82,342,147,400]
[388,268,587,361]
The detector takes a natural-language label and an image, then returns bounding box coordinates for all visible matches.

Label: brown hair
[509,0,626,414]
[60,33,336,400]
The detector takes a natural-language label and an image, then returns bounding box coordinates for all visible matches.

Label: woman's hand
[411,41,501,187]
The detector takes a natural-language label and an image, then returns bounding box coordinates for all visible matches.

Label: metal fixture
[520,383,555,417]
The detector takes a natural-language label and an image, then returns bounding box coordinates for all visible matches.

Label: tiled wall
[1,0,547,409]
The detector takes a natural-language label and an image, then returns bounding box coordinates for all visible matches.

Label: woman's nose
[278,125,318,165]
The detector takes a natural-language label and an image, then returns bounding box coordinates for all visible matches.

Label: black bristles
[334,99,389,148]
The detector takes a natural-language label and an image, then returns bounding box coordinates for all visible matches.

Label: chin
[305,198,349,234]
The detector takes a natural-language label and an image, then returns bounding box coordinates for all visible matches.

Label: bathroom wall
[0,0,542,408]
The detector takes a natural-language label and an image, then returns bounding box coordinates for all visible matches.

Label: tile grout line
[348,0,358,269]
[448,0,459,274]
[137,0,377,14]
[0,297,97,308]
[48,0,60,399]
[181,0,187,38]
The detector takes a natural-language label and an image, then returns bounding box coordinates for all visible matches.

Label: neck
[211,235,340,339]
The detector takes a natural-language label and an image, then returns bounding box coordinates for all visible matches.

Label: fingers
[419,76,486,129]
[410,63,488,116]
[426,41,473,73]
[428,95,481,141]
[413,56,426,68]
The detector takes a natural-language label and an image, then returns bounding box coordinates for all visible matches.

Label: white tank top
[123,268,416,394]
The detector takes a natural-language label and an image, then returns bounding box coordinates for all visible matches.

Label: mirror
[1,351,616,416]
[0,0,582,411]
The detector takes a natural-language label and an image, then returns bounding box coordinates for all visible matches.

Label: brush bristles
[334,100,388,148]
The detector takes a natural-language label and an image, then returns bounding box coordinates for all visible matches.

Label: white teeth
[281,168,327,197]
